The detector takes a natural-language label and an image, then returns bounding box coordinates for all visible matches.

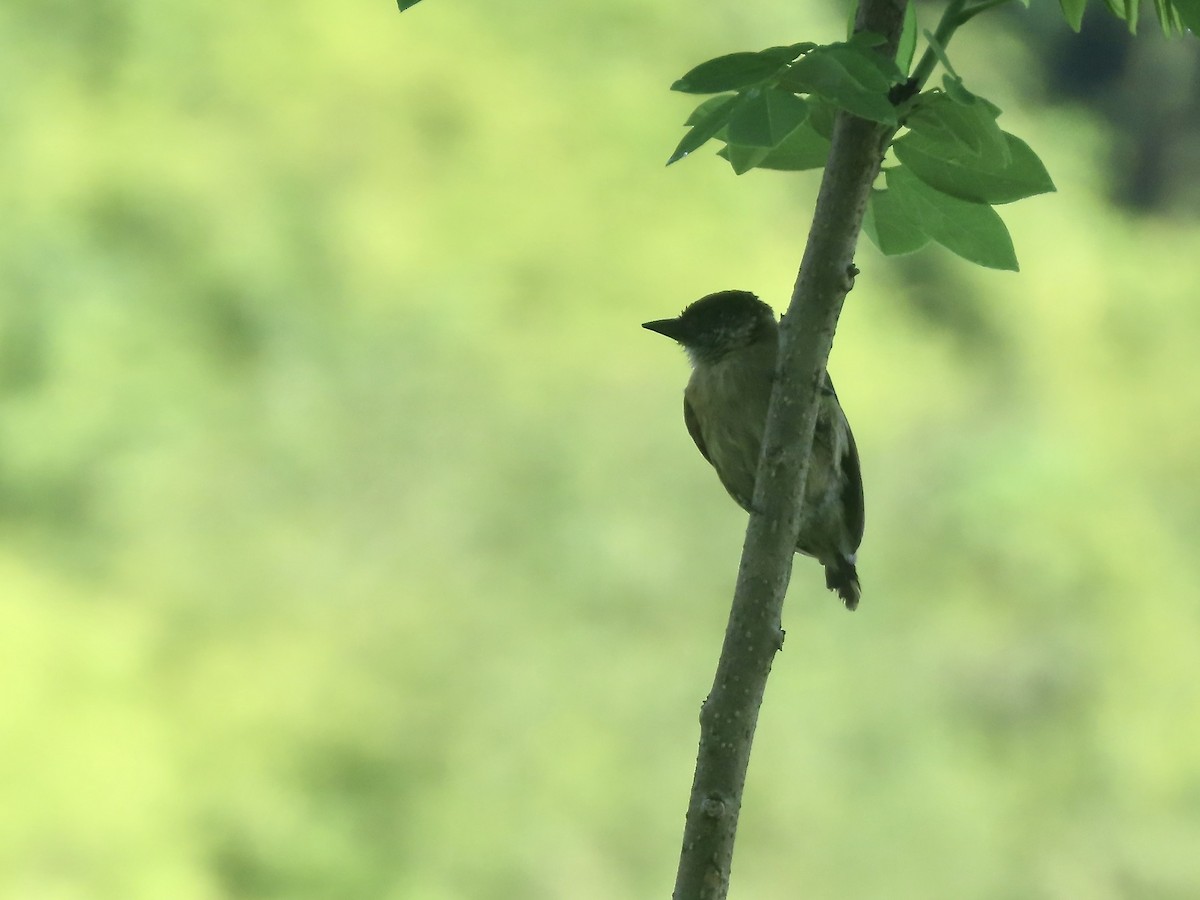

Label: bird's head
[642,290,777,366]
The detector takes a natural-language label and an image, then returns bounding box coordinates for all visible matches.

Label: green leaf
[797,45,896,92]
[906,92,1009,167]
[719,143,772,175]
[685,94,737,126]
[863,187,931,255]
[847,31,887,48]
[749,120,832,171]
[672,45,808,94]
[397,0,423,8]
[667,95,738,165]
[1169,0,1200,30]
[726,89,810,148]
[894,130,1055,204]
[765,42,817,60]
[897,4,919,75]
[942,74,977,105]
[922,29,960,79]
[1103,0,1138,31]
[885,167,1019,270]
[673,53,774,93]
[721,95,834,172]
[1152,0,1184,31]
[807,97,839,139]
[1060,0,1088,30]
[780,45,899,125]
[844,39,907,84]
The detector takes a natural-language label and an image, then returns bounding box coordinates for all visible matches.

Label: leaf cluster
[392,1,1197,268]
[666,10,1058,270]
[1061,0,1200,34]
[864,87,1054,271]
[667,37,899,175]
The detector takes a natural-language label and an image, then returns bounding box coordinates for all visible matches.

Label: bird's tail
[824,557,861,611]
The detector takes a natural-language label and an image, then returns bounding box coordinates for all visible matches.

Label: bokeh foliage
[2,1,1199,898]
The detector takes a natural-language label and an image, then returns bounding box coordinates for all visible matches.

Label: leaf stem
[907,0,1014,91]
[909,0,967,89]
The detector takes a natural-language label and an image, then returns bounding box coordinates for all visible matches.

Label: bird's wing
[841,418,866,548]
[685,393,757,512]
[825,374,865,548]
[683,395,712,464]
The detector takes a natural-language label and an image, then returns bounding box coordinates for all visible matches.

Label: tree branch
[671,2,907,898]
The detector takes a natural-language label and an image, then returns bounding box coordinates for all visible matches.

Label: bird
[642,289,865,609]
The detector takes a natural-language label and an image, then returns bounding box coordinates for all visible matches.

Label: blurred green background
[3,1,1200,898]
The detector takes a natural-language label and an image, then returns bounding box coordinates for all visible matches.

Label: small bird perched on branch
[643,290,865,609]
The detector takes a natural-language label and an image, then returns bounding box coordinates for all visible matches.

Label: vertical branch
[671,2,907,898]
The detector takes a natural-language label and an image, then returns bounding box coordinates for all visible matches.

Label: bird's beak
[642,317,686,341]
